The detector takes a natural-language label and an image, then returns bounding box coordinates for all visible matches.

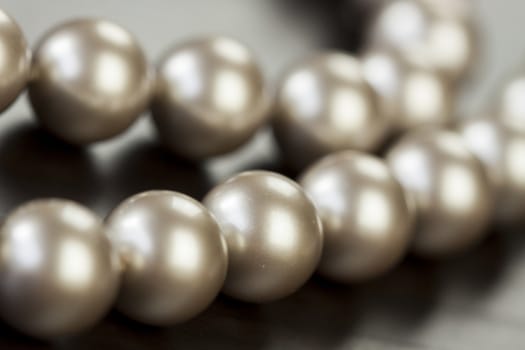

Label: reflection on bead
[460,116,525,225]
[386,128,492,257]
[0,8,30,113]
[367,0,477,83]
[273,52,387,171]
[106,191,227,326]
[300,151,414,282]
[0,199,119,338]
[362,49,454,135]
[29,19,152,144]
[152,36,268,159]
[203,171,323,303]
[494,73,525,133]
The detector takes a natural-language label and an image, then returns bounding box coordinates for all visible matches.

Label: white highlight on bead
[212,37,250,64]
[95,52,129,95]
[329,88,369,133]
[167,229,202,275]
[9,221,43,271]
[58,239,95,291]
[282,70,322,120]
[95,21,133,46]
[163,50,203,100]
[265,208,300,253]
[440,164,478,214]
[213,69,248,114]
[357,188,393,238]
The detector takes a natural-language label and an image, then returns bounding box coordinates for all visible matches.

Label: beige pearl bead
[362,49,454,135]
[273,52,387,171]
[367,0,478,83]
[105,191,227,326]
[203,171,323,303]
[299,151,414,282]
[0,8,30,113]
[459,116,525,225]
[385,128,493,257]
[0,199,119,338]
[29,19,153,144]
[152,36,268,159]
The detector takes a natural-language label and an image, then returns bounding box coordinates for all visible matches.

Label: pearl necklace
[0,1,521,340]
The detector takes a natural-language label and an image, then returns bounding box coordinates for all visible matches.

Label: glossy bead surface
[367,0,477,82]
[0,9,30,112]
[385,128,492,257]
[106,191,227,326]
[273,52,386,171]
[0,199,119,338]
[362,50,454,135]
[299,151,414,282]
[29,19,152,144]
[152,36,268,159]
[460,116,525,224]
[203,171,323,303]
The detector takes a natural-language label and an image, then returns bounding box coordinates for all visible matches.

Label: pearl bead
[152,36,268,159]
[0,199,119,338]
[459,116,525,225]
[0,9,30,113]
[299,151,414,282]
[29,19,152,144]
[385,128,492,257]
[105,191,227,326]
[362,50,454,135]
[367,0,477,83]
[203,171,323,303]
[273,52,386,171]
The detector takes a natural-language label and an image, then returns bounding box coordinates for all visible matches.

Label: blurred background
[1,0,525,349]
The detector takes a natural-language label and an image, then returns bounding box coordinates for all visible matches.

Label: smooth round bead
[299,151,414,282]
[362,50,454,135]
[385,128,492,257]
[203,171,323,303]
[105,191,227,326]
[29,19,152,144]
[0,9,30,113]
[273,52,386,171]
[459,116,525,224]
[0,199,119,338]
[152,36,268,159]
[367,0,477,82]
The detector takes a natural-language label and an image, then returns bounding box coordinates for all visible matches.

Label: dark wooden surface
[1,0,525,348]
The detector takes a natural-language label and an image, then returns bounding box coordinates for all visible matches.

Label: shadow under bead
[385,128,493,257]
[151,36,269,160]
[28,18,153,144]
[203,171,323,303]
[105,191,228,326]
[459,116,525,226]
[273,52,387,172]
[0,8,30,113]
[299,151,414,282]
[0,199,120,338]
